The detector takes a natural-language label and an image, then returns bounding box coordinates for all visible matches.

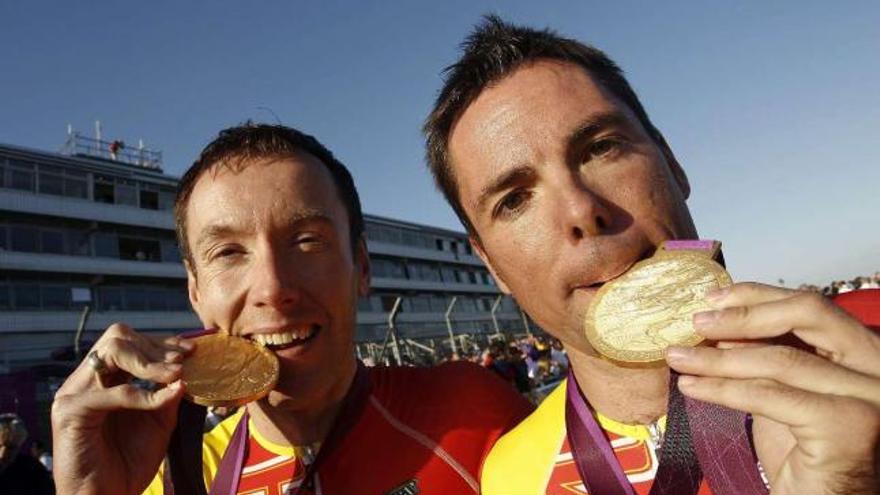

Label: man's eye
[210,246,243,261]
[495,189,530,218]
[586,138,622,161]
[296,235,326,251]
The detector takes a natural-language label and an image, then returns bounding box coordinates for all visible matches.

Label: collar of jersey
[594,409,667,441]
[246,411,297,457]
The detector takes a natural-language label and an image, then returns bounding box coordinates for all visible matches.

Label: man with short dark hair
[51,123,533,495]
[424,16,880,494]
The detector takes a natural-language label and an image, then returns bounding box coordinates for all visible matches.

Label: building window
[125,287,149,311]
[94,233,119,258]
[10,226,38,252]
[42,286,70,309]
[97,286,123,311]
[161,240,182,263]
[372,258,406,279]
[119,237,161,262]
[94,176,115,203]
[0,225,7,250]
[166,289,190,311]
[0,284,9,309]
[115,182,137,206]
[13,284,40,309]
[64,176,88,199]
[40,230,65,254]
[357,297,373,312]
[38,170,64,196]
[147,289,168,311]
[68,230,90,256]
[410,295,431,312]
[158,190,176,210]
[10,167,35,192]
[140,189,159,210]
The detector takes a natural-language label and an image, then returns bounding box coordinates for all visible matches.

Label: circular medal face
[585,252,732,363]
[181,333,279,407]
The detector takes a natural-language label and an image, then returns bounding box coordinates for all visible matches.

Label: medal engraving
[585,251,732,363]
[182,333,279,407]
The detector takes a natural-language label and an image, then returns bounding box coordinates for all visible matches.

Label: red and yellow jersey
[481,380,711,495]
[145,361,533,495]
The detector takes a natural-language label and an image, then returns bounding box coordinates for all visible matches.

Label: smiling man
[424,16,880,495]
[50,124,532,495]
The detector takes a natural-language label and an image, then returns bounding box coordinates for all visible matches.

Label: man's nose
[556,175,614,242]
[249,250,301,309]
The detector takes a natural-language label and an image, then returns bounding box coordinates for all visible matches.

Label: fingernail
[177,340,195,351]
[168,380,182,390]
[164,363,182,372]
[678,375,697,388]
[666,346,694,363]
[693,310,719,329]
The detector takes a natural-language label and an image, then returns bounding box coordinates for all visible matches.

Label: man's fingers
[83,381,185,413]
[668,345,880,408]
[694,290,880,376]
[98,337,183,384]
[677,376,880,460]
[706,282,796,309]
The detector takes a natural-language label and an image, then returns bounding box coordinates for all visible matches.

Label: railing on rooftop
[61,132,163,172]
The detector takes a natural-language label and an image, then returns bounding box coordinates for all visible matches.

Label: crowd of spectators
[798,271,880,296]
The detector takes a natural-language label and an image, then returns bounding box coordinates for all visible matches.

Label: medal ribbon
[565,370,767,495]
[163,329,373,495]
[565,240,768,495]
[202,360,371,495]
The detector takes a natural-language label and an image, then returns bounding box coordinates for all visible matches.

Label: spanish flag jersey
[144,361,533,495]
[481,380,712,495]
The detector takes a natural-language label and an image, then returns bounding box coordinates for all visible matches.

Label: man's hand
[665,282,880,495]
[51,323,193,495]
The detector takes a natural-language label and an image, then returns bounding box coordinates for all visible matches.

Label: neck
[566,346,669,425]
[247,360,357,447]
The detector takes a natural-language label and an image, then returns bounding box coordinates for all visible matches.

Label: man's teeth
[252,327,318,346]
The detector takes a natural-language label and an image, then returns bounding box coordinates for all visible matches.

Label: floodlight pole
[387,296,403,365]
[490,294,503,338]
[444,296,459,355]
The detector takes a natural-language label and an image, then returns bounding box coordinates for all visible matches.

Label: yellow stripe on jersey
[142,407,299,495]
[481,378,667,495]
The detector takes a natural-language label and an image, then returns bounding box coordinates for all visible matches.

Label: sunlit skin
[448,60,697,423]
[184,154,370,445]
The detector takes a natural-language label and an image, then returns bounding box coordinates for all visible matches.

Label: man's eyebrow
[194,210,333,251]
[566,111,634,148]
[474,164,535,215]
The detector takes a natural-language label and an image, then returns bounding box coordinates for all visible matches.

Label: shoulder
[369,361,532,412]
[481,380,568,494]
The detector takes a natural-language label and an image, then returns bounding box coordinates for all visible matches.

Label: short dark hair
[424,15,673,238]
[175,123,364,267]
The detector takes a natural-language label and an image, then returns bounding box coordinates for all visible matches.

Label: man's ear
[355,236,371,297]
[469,236,511,295]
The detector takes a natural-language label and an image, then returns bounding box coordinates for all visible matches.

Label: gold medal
[181,332,279,407]
[585,249,732,363]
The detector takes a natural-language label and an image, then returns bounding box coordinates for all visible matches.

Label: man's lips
[572,247,655,291]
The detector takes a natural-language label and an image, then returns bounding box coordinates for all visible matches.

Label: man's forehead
[185,154,342,233]
[447,61,624,200]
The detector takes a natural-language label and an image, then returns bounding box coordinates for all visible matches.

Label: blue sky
[1,1,877,286]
